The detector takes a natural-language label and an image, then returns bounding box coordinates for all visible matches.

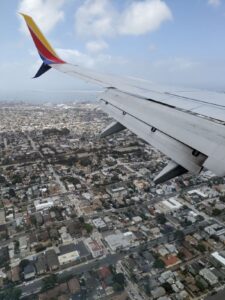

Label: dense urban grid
[0,102,225,300]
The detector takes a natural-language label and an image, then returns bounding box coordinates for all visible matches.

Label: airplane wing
[21,14,225,184]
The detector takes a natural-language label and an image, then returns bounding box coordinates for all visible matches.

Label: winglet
[20,13,65,77]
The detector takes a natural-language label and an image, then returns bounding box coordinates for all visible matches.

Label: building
[205,224,225,236]
[106,183,127,198]
[0,210,5,225]
[84,238,104,258]
[92,218,107,231]
[19,236,28,251]
[74,241,91,261]
[162,198,183,211]
[162,255,181,268]
[105,231,137,252]
[151,287,166,299]
[199,268,218,286]
[58,243,80,265]
[67,277,81,295]
[45,249,59,271]
[11,266,20,282]
[35,254,47,275]
[34,198,54,211]
[211,251,225,267]
[24,263,36,280]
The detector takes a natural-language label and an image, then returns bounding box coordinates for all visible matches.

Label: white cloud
[75,0,172,38]
[86,40,108,53]
[208,0,221,7]
[75,0,116,38]
[56,48,127,69]
[18,0,66,34]
[119,0,172,35]
[57,48,95,68]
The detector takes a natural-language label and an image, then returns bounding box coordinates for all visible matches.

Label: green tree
[113,282,124,292]
[0,287,22,300]
[113,273,126,286]
[174,230,185,241]
[156,213,166,225]
[19,259,30,270]
[196,243,206,253]
[83,223,93,234]
[30,215,37,227]
[177,251,185,260]
[219,195,225,203]
[41,274,58,292]
[153,259,165,269]
[79,216,85,224]
[196,280,206,291]
[212,208,221,216]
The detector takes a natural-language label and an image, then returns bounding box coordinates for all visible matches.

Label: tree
[196,243,206,253]
[79,216,85,224]
[162,282,173,294]
[210,234,220,242]
[0,287,22,300]
[177,251,185,260]
[113,282,124,292]
[196,279,206,291]
[212,208,221,216]
[41,274,58,291]
[83,223,93,234]
[174,230,185,241]
[219,195,225,203]
[19,259,30,270]
[8,188,16,198]
[30,215,37,227]
[156,213,166,225]
[113,273,126,292]
[153,259,165,269]
[12,174,22,185]
[113,273,126,286]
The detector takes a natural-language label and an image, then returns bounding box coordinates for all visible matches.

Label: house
[45,249,59,271]
[74,241,91,261]
[162,255,181,268]
[200,268,218,286]
[106,183,127,199]
[58,244,80,265]
[24,263,36,280]
[11,266,20,282]
[98,266,113,287]
[85,238,104,258]
[67,277,81,295]
[37,230,49,242]
[151,287,166,299]
[35,254,47,275]
[67,221,83,238]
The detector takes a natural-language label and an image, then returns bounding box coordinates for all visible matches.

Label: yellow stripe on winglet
[20,13,59,58]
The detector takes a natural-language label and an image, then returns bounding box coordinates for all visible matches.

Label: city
[0,102,225,300]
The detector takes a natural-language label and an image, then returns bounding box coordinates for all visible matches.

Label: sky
[1,0,225,103]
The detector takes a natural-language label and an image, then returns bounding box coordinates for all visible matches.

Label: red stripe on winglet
[28,27,65,64]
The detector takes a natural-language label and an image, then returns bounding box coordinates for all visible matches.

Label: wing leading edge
[21,14,225,183]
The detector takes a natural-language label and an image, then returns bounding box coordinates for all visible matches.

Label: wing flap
[99,97,207,175]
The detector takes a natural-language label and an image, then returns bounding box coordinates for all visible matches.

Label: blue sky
[1,0,225,102]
